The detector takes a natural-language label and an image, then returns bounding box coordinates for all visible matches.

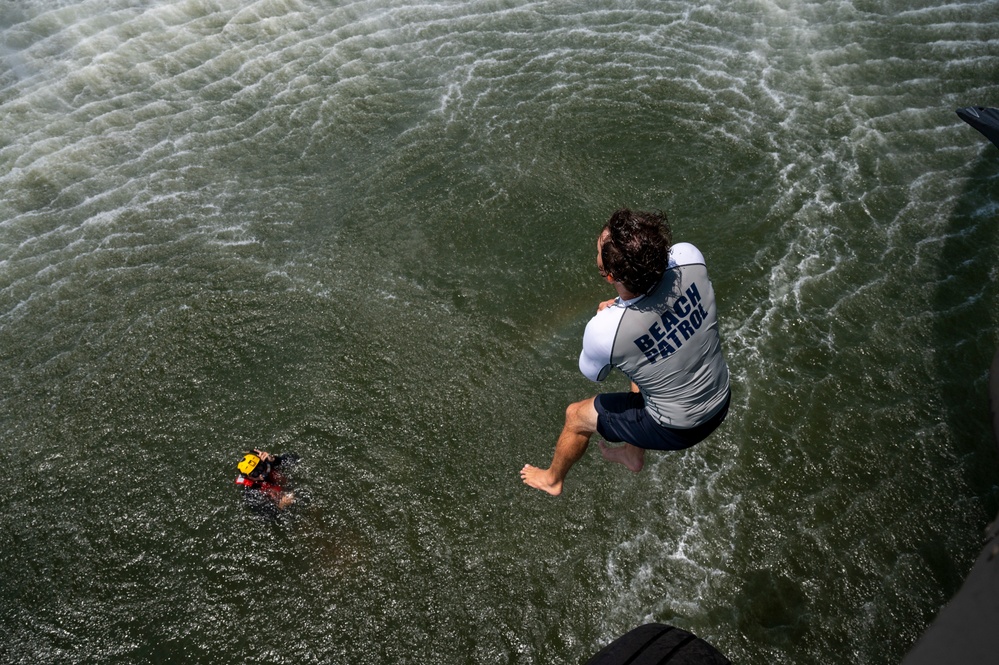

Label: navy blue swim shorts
[594,390,730,451]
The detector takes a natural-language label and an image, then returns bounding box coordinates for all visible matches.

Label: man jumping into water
[521,208,731,496]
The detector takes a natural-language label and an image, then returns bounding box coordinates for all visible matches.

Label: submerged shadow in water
[933,111,999,514]
[902,109,999,664]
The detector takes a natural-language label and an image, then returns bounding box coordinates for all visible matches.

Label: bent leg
[598,381,646,472]
[598,441,645,472]
[521,397,599,496]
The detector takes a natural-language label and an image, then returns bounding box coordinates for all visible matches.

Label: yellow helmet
[238,454,261,476]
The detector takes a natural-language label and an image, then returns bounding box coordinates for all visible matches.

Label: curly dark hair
[600,208,672,295]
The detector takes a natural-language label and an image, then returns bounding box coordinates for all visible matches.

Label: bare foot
[598,441,645,473]
[520,464,563,496]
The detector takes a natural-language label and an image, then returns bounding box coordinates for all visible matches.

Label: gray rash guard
[579,243,730,429]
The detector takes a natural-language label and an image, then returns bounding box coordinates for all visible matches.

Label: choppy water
[2,0,998,662]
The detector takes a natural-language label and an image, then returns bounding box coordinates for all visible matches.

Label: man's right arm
[578,306,623,382]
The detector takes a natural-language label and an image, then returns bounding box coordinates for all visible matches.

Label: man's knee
[565,398,598,433]
[564,398,586,421]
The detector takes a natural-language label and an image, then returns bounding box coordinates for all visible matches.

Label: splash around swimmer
[235,448,300,512]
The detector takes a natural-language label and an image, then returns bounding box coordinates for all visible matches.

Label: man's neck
[614,282,639,301]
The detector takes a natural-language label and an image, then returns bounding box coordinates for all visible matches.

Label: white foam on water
[594,443,741,642]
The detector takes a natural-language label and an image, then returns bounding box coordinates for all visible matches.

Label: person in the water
[521,208,731,496]
[235,449,297,510]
